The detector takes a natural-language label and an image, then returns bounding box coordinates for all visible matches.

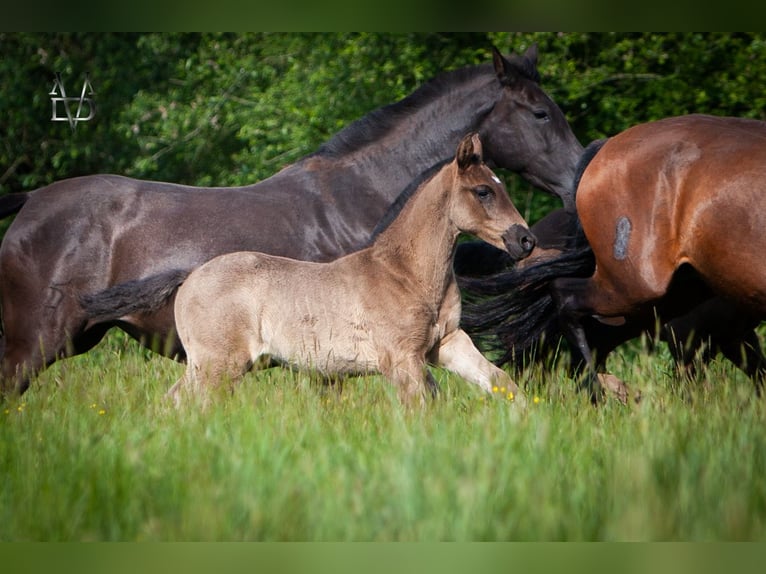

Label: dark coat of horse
[0,45,583,394]
[462,114,766,399]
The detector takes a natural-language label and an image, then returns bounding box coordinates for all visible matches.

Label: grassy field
[1,330,765,541]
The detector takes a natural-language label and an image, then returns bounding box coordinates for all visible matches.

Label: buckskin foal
[85,134,535,406]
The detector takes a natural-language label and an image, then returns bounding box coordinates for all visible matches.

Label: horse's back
[0,168,368,288]
[578,115,766,242]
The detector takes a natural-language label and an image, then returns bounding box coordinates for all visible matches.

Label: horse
[457,205,766,390]
[81,134,535,406]
[0,44,583,395]
[462,114,766,400]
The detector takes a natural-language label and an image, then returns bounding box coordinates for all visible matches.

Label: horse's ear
[492,46,513,86]
[492,44,541,86]
[524,43,539,68]
[457,133,483,172]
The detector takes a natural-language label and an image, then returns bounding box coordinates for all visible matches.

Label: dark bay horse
[464,114,766,399]
[0,45,583,394]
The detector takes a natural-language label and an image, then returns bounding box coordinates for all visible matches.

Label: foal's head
[450,133,536,260]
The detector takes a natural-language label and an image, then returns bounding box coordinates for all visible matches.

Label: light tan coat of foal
[171,134,535,406]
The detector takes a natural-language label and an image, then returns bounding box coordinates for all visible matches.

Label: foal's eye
[533,109,550,122]
[473,185,493,200]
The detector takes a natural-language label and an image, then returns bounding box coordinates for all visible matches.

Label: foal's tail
[80,269,191,322]
[460,241,594,365]
[0,192,29,219]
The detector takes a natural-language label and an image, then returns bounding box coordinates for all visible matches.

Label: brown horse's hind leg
[552,274,653,403]
[718,330,766,397]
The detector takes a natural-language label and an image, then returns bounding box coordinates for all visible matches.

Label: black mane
[315,64,491,158]
[315,51,540,159]
[573,138,607,197]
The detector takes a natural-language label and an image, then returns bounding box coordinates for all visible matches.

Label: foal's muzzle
[502,224,536,261]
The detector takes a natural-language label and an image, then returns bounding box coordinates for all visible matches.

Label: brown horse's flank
[171,134,534,407]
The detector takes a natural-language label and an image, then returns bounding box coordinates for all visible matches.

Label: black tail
[460,244,594,364]
[459,137,607,365]
[0,192,29,219]
[80,269,191,322]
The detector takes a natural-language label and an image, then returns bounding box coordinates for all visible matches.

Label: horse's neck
[318,72,497,202]
[371,168,459,300]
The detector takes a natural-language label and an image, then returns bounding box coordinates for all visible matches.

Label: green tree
[3,33,766,228]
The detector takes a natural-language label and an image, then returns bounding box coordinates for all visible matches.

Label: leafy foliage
[2,33,766,227]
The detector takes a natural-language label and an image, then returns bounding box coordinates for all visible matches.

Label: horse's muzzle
[503,224,536,260]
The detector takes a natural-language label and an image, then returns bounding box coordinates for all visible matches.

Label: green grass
[2,331,766,541]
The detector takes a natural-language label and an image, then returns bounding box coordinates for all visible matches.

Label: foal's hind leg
[379,353,428,408]
[167,350,253,407]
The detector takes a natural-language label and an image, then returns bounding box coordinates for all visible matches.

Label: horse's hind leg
[0,294,95,396]
[380,353,428,408]
[552,273,659,403]
[167,349,254,407]
[718,329,766,396]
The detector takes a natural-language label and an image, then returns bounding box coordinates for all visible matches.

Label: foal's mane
[315,51,539,159]
[365,158,451,247]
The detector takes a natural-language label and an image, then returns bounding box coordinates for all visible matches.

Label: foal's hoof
[596,373,639,405]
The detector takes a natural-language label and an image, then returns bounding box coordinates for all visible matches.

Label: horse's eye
[533,109,550,122]
[473,185,493,200]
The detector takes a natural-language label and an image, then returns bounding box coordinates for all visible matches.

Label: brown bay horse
[0,45,582,395]
[463,114,766,399]
[83,134,534,406]
[459,205,766,390]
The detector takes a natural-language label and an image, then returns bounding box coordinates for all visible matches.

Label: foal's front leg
[434,328,525,405]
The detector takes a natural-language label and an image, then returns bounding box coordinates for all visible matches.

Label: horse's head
[451,133,536,261]
[477,45,583,212]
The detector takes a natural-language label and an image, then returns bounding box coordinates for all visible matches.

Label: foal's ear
[457,133,483,172]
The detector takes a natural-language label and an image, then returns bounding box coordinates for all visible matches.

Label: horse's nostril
[521,235,535,252]
[517,228,536,253]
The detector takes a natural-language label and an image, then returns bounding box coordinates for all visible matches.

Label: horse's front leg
[433,328,525,405]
